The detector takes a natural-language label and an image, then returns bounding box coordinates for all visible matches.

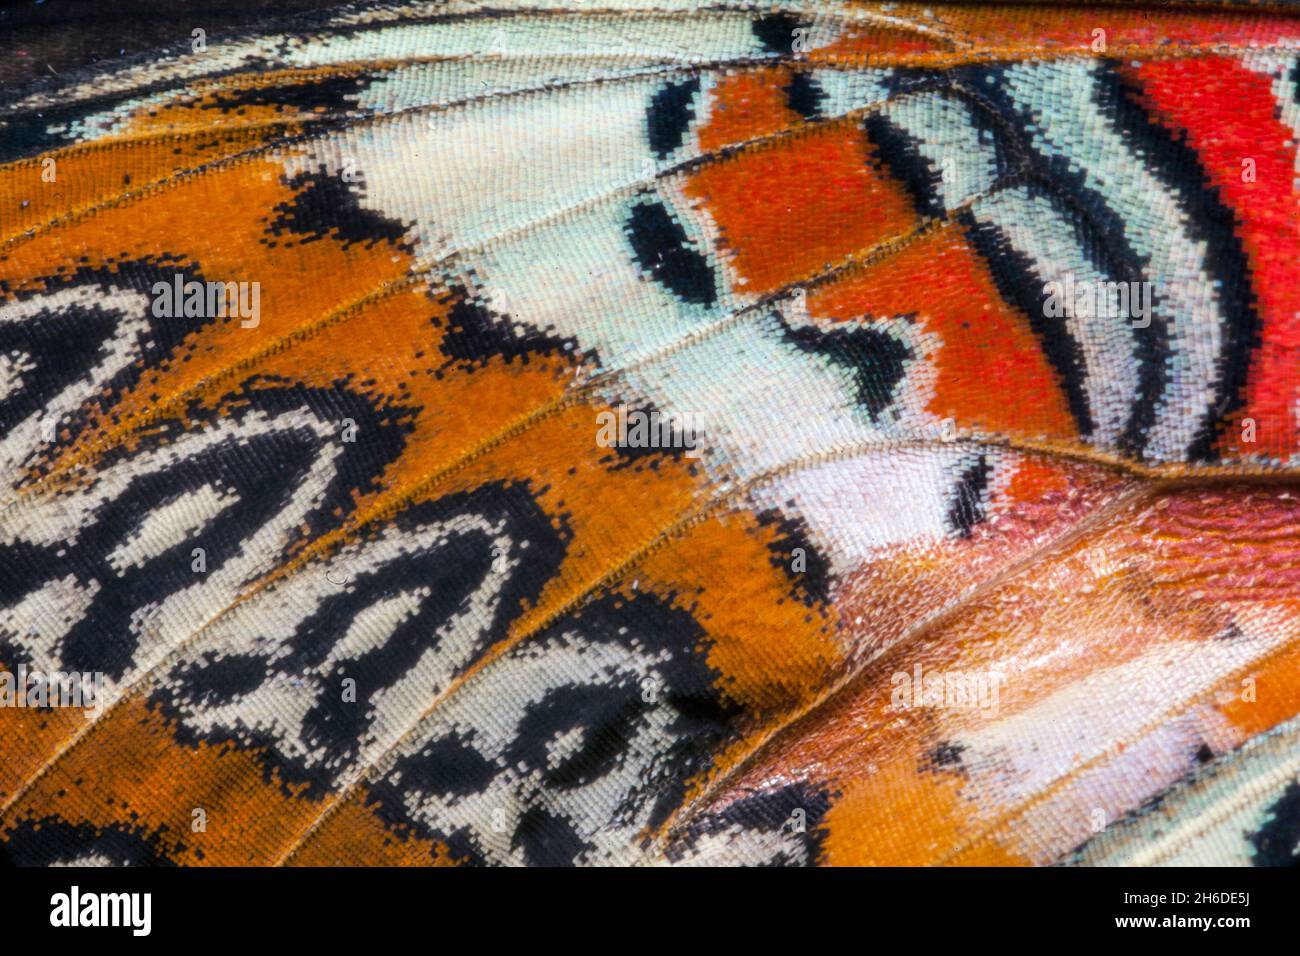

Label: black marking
[1216,623,1245,642]
[384,730,500,800]
[625,199,717,307]
[513,684,650,791]
[0,818,175,867]
[206,72,371,115]
[647,77,700,159]
[863,110,946,218]
[880,65,953,98]
[0,106,102,165]
[437,292,574,370]
[510,592,742,831]
[926,740,967,771]
[0,299,139,433]
[752,12,806,54]
[782,320,912,422]
[512,805,589,867]
[0,0,400,106]
[782,71,824,120]
[267,165,412,250]
[598,404,698,471]
[863,80,1024,218]
[947,454,991,538]
[757,508,833,608]
[1251,779,1300,867]
[1291,57,1300,123]
[665,782,833,866]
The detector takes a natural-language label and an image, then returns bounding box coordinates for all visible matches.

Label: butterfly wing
[1,0,1299,866]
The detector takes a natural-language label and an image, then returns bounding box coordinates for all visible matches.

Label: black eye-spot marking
[625,200,718,307]
[647,77,700,159]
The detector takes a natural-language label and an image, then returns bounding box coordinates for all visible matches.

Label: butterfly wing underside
[0,0,1299,866]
